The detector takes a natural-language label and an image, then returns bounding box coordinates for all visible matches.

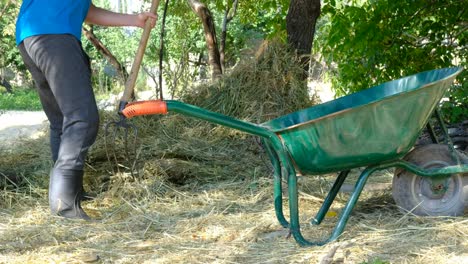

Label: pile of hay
[182,39,314,122]
[85,39,315,193]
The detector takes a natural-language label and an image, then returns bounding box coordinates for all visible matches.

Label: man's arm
[85,4,157,28]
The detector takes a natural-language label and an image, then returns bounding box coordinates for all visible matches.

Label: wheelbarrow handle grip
[122,100,168,118]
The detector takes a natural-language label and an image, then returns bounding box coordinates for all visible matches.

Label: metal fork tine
[104,122,114,174]
[124,126,130,159]
[111,125,121,174]
[104,116,140,178]
[124,123,139,178]
[123,125,132,177]
[105,121,120,175]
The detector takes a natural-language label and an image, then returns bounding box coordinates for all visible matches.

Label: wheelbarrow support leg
[288,166,375,246]
[434,108,461,164]
[264,134,372,246]
[311,170,350,226]
[263,139,289,228]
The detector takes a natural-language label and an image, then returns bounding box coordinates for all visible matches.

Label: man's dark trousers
[18,34,99,219]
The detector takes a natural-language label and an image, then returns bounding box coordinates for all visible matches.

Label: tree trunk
[0,76,13,93]
[82,25,129,83]
[187,0,223,79]
[220,0,238,72]
[158,0,170,100]
[286,0,321,74]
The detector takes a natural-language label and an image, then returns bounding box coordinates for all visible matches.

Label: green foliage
[2,0,295,98]
[0,88,42,110]
[315,0,467,122]
[440,82,468,123]
[141,0,291,97]
[238,0,289,39]
[0,1,24,71]
[2,0,293,98]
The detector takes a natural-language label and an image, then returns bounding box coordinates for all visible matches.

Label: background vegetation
[2,0,465,122]
[314,0,467,122]
[0,0,467,263]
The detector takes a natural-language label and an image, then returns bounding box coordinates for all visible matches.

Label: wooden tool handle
[120,0,160,104]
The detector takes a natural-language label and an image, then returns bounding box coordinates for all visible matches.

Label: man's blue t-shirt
[15,0,92,45]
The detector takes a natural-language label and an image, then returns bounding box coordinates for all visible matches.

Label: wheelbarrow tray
[262,67,463,175]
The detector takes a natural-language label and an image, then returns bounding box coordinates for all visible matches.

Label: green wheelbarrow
[121,67,467,246]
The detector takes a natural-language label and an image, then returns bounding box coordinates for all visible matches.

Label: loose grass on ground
[1,41,467,264]
[1,135,467,264]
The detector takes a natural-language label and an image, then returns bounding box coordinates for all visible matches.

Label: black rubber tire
[392,144,468,216]
[451,136,468,153]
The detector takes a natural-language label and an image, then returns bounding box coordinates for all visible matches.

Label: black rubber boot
[49,168,90,220]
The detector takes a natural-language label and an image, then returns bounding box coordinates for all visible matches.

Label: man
[15,0,157,220]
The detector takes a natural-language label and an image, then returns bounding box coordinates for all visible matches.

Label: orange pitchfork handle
[122,100,168,118]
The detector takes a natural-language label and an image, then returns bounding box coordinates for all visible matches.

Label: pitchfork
[104,0,160,176]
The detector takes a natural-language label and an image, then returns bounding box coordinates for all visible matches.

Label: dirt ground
[0,111,48,147]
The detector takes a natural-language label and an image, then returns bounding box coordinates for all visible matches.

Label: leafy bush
[315,0,467,122]
[440,80,468,123]
[0,88,42,111]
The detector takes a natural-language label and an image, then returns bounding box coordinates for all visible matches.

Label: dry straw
[1,40,467,263]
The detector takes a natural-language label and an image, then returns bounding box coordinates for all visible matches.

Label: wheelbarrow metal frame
[159,98,468,246]
[121,67,466,246]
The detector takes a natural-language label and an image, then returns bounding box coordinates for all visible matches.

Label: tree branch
[82,25,129,84]
[187,0,223,79]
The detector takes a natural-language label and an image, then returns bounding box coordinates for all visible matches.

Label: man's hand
[135,12,157,28]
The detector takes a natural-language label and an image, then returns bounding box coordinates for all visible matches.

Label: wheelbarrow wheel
[451,136,468,153]
[392,144,468,216]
